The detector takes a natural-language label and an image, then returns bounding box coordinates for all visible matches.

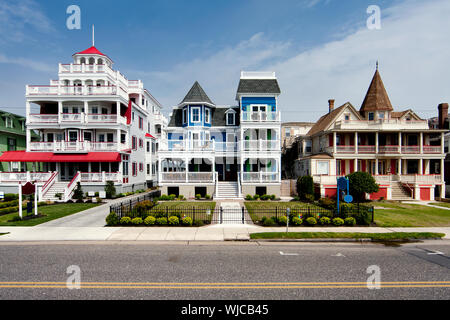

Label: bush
[292,217,303,226]
[168,216,180,226]
[245,194,253,201]
[156,217,168,225]
[73,182,84,201]
[105,181,116,199]
[344,217,357,226]
[134,200,154,215]
[270,195,276,201]
[106,212,120,226]
[253,194,260,201]
[144,216,156,225]
[182,217,193,226]
[193,219,204,227]
[205,194,211,200]
[169,194,177,201]
[304,194,315,203]
[297,176,314,199]
[0,200,19,208]
[332,218,345,226]
[263,218,276,226]
[319,217,331,225]
[3,194,19,202]
[131,217,143,225]
[306,217,317,226]
[319,198,336,210]
[277,216,287,226]
[177,195,185,201]
[120,217,132,225]
[37,201,47,207]
[0,206,19,215]
[195,194,202,200]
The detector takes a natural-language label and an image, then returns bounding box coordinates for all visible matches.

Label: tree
[346,172,379,202]
[73,182,84,202]
[297,176,314,200]
[105,181,116,199]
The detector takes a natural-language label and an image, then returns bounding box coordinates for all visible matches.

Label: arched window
[89,57,95,65]
[98,59,103,65]
[80,58,86,64]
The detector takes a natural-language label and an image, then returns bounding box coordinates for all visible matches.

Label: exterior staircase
[215,181,242,200]
[391,181,413,200]
[42,181,67,202]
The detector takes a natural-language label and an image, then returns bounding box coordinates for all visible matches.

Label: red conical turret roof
[76,46,106,56]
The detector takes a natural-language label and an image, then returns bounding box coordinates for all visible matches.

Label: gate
[212,207,252,225]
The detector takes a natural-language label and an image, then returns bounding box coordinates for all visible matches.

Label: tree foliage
[347,172,379,202]
[297,176,314,200]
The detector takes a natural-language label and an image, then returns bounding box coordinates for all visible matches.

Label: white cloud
[0,0,54,43]
[0,54,53,72]
[141,0,450,122]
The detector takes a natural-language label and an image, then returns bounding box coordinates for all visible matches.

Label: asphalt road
[0,242,449,300]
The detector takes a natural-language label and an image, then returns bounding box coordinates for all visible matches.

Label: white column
[442,132,445,154]
[83,101,88,123]
[18,184,22,219]
[34,190,38,216]
[26,129,31,152]
[354,158,358,172]
[117,101,121,124]
[398,158,402,175]
[26,101,31,119]
[399,132,402,153]
[354,132,358,154]
[420,132,423,154]
[375,132,379,153]
[419,159,423,175]
[441,158,445,183]
[375,159,379,175]
[58,101,63,123]
[116,129,121,151]
[333,132,337,154]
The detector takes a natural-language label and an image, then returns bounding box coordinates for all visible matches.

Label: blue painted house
[158,72,282,199]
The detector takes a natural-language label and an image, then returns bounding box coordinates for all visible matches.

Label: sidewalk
[0,225,449,242]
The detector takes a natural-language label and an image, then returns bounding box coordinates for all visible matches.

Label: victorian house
[294,67,446,201]
[158,72,282,199]
[0,44,167,201]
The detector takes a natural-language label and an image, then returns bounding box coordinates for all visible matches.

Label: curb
[249,238,444,243]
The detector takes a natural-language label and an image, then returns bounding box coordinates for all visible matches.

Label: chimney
[328,99,335,113]
[438,103,449,129]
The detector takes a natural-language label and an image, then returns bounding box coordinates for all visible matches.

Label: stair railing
[64,172,81,202]
[215,172,219,199]
[237,172,242,198]
[41,171,58,200]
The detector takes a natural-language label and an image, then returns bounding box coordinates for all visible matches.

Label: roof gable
[75,46,107,56]
[307,103,361,136]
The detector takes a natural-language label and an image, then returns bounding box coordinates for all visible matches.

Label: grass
[250,232,445,241]
[429,202,450,209]
[0,233,8,236]
[245,201,323,211]
[371,202,450,227]
[0,203,100,226]
[152,201,216,211]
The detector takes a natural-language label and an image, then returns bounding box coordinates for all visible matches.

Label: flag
[125,100,132,125]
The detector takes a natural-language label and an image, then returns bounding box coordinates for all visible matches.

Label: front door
[225,162,238,181]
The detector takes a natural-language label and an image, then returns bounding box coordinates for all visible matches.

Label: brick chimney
[438,103,449,129]
[328,99,335,113]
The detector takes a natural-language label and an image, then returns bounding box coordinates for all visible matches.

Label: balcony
[334,119,429,130]
[312,174,443,186]
[241,111,280,122]
[26,85,128,100]
[327,145,443,155]
[0,172,53,183]
[80,172,121,183]
[243,140,280,152]
[242,172,279,183]
[29,141,128,152]
[28,113,127,125]
[161,172,214,183]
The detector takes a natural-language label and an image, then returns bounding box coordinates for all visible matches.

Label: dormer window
[191,107,200,123]
[368,112,374,121]
[225,109,236,126]
[182,108,188,124]
[205,108,211,124]
[4,117,13,128]
[379,112,385,120]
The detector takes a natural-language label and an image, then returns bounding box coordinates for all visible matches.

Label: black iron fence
[110,190,161,217]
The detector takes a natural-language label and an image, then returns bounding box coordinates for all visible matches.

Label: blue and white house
[158,71,282,199]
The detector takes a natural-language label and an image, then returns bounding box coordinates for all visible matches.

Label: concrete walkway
[0,225,449,242]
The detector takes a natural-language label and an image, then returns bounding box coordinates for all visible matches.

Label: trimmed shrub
[292,217,303,226]
[0,200,19,208]
[177,195,186,201]
[120,217,132,225]
[168,216,180,226]
[245,194,253,201]
[347,171,379,203]
[131,217,143,225]
[304,194,315,203]
[253,194,260,201]
[144,216,156,226]
[270,195,276,201]
[4,194,19,202]
[105,181,116,199]
[277,216,287,226]
[306,217,317,226]
[319,217,331,225]
[73,182,84,201]
[134,200,154,215]
[0,206,19,215]
[319,197,336,210]
[344,217,357,226]
[195,194,202,200]
[205,194,211,200]
[182,217,193,226]
[193,219,204,227]
[332,218,345,226]
[156,217,168,225]
[297,176,314,199]
[263,218,276,226]
[260,195,270,201]
[169,194,177,201]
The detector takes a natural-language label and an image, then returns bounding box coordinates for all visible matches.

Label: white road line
[279,251,299,256]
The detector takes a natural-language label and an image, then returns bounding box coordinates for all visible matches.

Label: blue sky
[1,0,449,122]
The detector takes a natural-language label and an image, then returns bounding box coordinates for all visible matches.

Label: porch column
[333,132,337,154]
[83,101,88,123]
[158,159,162,185]
[420,132,423,154]
[116,101,121,124]
[419,159,423,175]
[398,158,402,175]
[399,132,402,153]
[354,158,358,172]
[354,132,358,154]
[58,101,63,123]
[442,132,445,154]
[26,101,31,119]
[26,129,31,152]
[185,157,189,183]
[375,132,379,153]
[441,158,445,184]
[375,159,379,175]
[116,129,121,151]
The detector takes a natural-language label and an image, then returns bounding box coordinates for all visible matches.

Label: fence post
[242,207,245,224]
[129,200,132,215]
[166,207,169,220]
[371,207,374,223]
[193,207,196,223]
[220,207,223,224]
[276,207,278,222]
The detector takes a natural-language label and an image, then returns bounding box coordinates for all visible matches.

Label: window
[183,108,188,124]
[132,162,137,176]
[317,161,329,175]
[139,163,143,172]
[306,141,312,153]
[227,113,235,126]
[121,134,126,144]
[107,133,114,143]
[72,107,79,114]
[139,138,143,148]
[379,112,385,119]
[191,107,200,123]
[139,116,143,130]
[205,108,210,123]
[92,107,98,114]
[84,132,92,142]
[132,136,137,150]
[147,164,150,175]
[99,134,105,143]
[368,112,374,121]
[344,114,350,121]
[146,142,150,153]
[47,133,54,142]
[69,131,78,142]
[7,138,16,151]
[285,128,291,138]
[122,155,129,176]
[63,107,69,114]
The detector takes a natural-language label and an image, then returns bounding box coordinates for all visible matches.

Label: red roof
[76,46,107,56]
[0,151,121,163]
[145,133,156,139]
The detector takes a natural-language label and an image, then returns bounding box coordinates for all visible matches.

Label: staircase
[215,182,242,200]
[391,181,413,200]
[42,182,67,202]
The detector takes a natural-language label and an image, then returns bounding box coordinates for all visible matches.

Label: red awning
[145,133,156,139]
[0,151,121,163]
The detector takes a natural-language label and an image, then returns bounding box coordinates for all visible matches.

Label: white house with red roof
[293,67,447,201]
[0,43,167,201]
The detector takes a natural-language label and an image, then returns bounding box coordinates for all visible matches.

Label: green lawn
[245,201,325,212]
[429,202,450,209]
[372,202,450,227]
[0,203,100,226]
[250,232,445,241]
[152,201,216,211]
